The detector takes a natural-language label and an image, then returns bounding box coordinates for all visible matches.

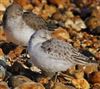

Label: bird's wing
[22,11,48,30]
[41,38,90,65]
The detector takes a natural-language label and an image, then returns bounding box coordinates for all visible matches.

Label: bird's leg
[51,72,60,83]
[60,72,74,84]
[41,71,58,83]
[40,72,60,89]
[52,72,73,85]
[54,72,60,82]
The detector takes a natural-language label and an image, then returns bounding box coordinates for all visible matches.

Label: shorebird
[3,3,56,46]
[28,29,97,77]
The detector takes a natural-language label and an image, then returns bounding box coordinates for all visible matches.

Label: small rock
[40,4,57,19]
[0,27,6,41]
[86,5,100,35]
[0,81,9,89]
[8,46,24,60]
[95,51,100,60]
[92,26,100,35]
[14,0,33,10]
[91,83,100,89]
[10,75,32,88]
[86,16,100,32]
[84,64,98,74]
[52,82,71,89]
[0,0,10,7]
[90,72,100,84]
[66,85,76,89]
[73,40,81,48]
[91,6,100,18]
[31,0,43,6]
[47,0,71,8]
[74,71,84,79]
[0,42,17,55]
[51,27,70,41]
[0,4,5,11]
[0,65,6,81]
[52,11,66,21]
[72,78,90,89]
[14,82,45,89]
[0,48,4,57]
[65,16,86,31]
[74,0,92,8]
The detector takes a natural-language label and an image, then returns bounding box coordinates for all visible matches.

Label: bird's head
[4,3,23,19]
[29,29,52,48]
[32,29,52,42]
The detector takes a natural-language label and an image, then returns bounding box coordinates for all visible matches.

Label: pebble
[52,82,74,89]
[0,81,9,89]
[90,72,100,84]
[10,75,32,88]
[51,27,70,41]
[14,82,45,89]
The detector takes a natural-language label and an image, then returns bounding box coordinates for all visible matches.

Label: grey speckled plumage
[41,38,91,65]
[28,30,97,77]
[22,11,48,30]
[3,3,57,46]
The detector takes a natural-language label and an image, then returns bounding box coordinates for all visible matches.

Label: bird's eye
[42,36,46,38]
[16,9,22,15]
[39,34,46,39]
[41,35,46,38]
